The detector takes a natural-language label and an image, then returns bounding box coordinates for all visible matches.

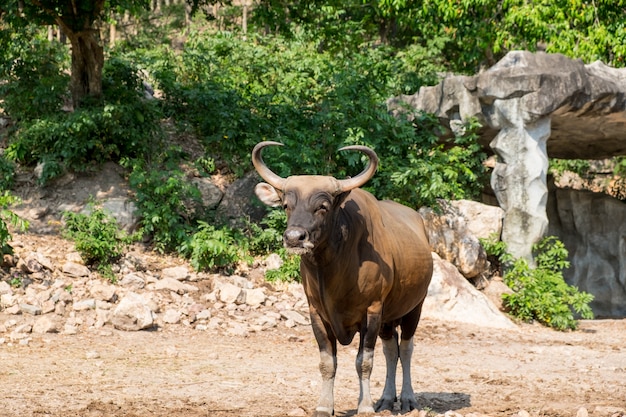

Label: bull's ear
[333,190,351,208]
[255,183,282,207]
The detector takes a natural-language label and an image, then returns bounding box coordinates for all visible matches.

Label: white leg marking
[399,337,419,412]
[356,347,376,414]
[378,337,398,408]
[317,350,336,415]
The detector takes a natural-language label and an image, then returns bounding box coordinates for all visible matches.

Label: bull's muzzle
[284,227,314,254]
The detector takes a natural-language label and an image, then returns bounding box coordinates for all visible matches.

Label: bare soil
[0,317,624,417]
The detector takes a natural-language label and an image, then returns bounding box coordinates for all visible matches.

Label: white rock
[32,316,60,334]
[219,283,245,304]
[111,292,155,331]
[119,272,146,290]
[422,253,517,329]
[73,299,96,311]
[162,309,182,324]
[62,262,91,277]
[89,283,117,302]
[265,253,283,270]
[245,288,267,307]
[161,266,189,281]
[153,278,198,294]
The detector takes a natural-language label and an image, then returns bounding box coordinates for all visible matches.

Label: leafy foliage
[500,236,594,331]
[62,206,138,281]
[3,53,163,184]
[125,149,203,254]
[180,221,247,272]
[0,192,29,255]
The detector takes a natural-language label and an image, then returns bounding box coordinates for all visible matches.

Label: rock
[422,253,517,329]
[32,316,60,334]
[449,200,504,239]
[216,170,268,227]
[390,51,626,262]
[111,292,155,331]
[119,272,146,290]
[245,288,267,307]
[264,253,283,270]
[420,202,489,279]
[162,309,182,324]
[190,177,223,209]
[0,281,12,295]
[280,310,309,326]
[153,277,198,294]
[101,197,140,232]
[62,262,91,277]
[73,299,96,311]
[219,282,245,304]
[161,266,189,281]
[548,186,626,317]
[19,303,42,316]
[89,283,117,302]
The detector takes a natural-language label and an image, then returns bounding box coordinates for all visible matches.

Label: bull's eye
[315,204,328,215]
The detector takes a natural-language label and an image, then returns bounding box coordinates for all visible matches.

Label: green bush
[501,236,594,331]
[62,206,137,281]
[264,248,301,283]
[3,53,163,184]
[180,221,247,272]
[0,27,69,121]
[125,150,202,253]
[0,192,29,255]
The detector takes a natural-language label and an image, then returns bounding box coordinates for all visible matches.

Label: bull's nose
[284,227,308,247]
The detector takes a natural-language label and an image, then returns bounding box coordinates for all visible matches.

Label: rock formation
[390,51,626,263]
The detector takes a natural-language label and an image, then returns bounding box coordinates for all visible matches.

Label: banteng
[253,141,433,416]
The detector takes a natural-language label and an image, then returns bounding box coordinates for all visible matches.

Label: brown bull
[252,141,433,416]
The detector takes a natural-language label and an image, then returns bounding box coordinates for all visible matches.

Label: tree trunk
[65,29,104,108]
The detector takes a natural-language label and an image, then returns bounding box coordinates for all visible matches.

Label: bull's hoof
[400,395,419,414]
[312,407,334,417]
[374,397,396,412]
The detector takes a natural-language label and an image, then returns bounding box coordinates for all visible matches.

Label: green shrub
[245,209,286,256]
[0,28,69,121]
[181,221,247,272]
[0,155,16,191]
[501,236,594,331]
[125,150,202,253]
[62,206,137,281]
[3,54,163,184]
[264,248,301,283]
[0,192,29,254]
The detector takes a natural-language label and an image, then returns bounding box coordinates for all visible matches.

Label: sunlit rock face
[390,50,626,317]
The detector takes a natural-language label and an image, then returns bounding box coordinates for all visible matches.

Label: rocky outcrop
[547,184,626,318]
[390,51,626,263]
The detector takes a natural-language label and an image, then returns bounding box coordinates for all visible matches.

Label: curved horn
[252,141,287,190]
[337,145,379,192]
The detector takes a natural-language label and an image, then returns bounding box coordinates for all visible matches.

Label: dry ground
[0,316,624,417]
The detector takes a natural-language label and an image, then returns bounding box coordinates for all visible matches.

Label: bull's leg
[375,327,399,412]
[398,337,419,412]
[398,305,423,413]
[310,308,337,417]
[356,303,382,414]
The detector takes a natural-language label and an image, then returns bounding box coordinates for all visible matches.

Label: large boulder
[422,253,517,329]
[420,200,501,279]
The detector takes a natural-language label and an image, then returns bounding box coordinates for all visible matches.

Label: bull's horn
[337,145,379,191]
[252,141,287,190]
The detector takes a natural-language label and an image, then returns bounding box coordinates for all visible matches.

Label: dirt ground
[0,316,624,417]
[1,154,624,417]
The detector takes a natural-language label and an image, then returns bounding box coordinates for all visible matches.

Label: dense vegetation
[1,1,611,328]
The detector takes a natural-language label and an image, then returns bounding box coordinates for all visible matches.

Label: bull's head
[252,141,378,255]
